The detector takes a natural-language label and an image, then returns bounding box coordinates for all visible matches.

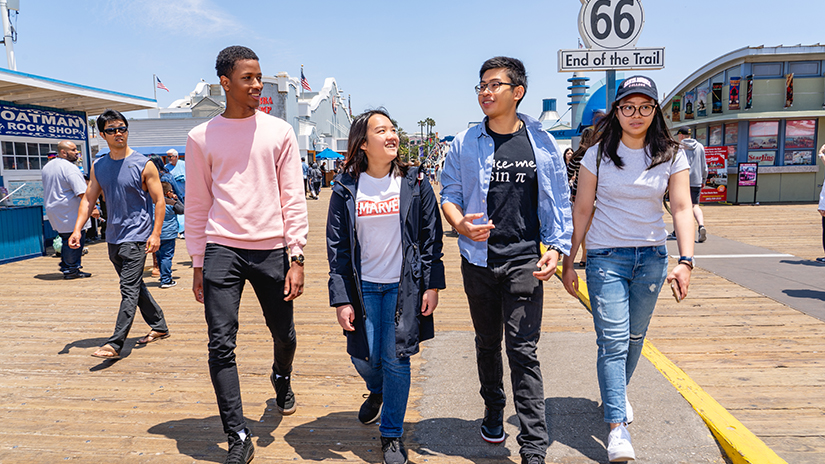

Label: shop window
[1,140,54,170]
[709,125,723,146]
[2,156,13,170]
[747,121,778,165]
[752,62,783,77]
[724,123,738,145]
[784,119,816,165]
[788,61,819,77]
[725,65,740,81]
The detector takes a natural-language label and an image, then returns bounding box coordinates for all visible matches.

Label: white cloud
[107,0,242,37]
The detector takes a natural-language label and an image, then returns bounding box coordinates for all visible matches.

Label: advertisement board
[701,146,729,202]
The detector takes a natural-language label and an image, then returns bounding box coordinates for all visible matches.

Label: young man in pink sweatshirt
[185,45,308,464]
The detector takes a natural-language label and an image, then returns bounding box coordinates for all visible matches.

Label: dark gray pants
[106,242,168,352]
[202,243,297,434]
[461,256,548,457]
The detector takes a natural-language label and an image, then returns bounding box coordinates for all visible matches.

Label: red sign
[700,146,730,203]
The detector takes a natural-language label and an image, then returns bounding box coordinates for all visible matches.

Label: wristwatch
[678,256,695,269]
[291,254,305,266]
[548,245,564,257]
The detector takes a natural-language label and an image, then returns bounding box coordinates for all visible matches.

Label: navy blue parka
[326,166,445,361]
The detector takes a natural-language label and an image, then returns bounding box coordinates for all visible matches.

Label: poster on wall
[724,122,738,145]
[784,73,794,108]
[784,150,813,165]
[696,87,708,117]
[695,126,708,145]
[671,96,681,122]
[745,75,753,109]
[701,146,729,202]
[684,91,695,120]
[729,77,740,110]
[6,180,44,207]
[711,83,723,114]
[709,125,723,146]
[738,162,758,187]
[785,119,815,148]
[747,150,776,165]
[748,121,778,149]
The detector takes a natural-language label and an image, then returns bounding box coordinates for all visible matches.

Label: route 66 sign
[578,0,645,50]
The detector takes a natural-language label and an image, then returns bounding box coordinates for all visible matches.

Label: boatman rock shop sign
[0,104,87,140]
[558,0,665,72]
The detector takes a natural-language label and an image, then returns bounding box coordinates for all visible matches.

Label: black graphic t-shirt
[486,121,540,263]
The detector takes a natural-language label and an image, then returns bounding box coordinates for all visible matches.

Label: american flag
[301,69,311,91]
[156,77,169,92]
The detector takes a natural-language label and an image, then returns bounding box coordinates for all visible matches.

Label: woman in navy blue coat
[326,109,445,464]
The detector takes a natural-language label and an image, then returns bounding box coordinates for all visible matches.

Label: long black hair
[594,98,679,170]
[343,108,408,180]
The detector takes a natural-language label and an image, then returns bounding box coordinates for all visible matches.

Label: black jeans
[106,242,168,352]
[202,244,297,434]
[59,232,85,275]
[461,256,548,457]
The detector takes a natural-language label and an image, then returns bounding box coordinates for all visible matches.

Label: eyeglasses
[474,81,518,95]
[102,126,128,135]
[618,104,656,117]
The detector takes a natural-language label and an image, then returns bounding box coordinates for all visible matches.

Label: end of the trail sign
[558,47,664,72]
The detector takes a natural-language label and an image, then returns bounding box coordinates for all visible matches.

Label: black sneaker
[225,430,254,464]
[358,392,383,424]
[64,271,92,280]
[380,436,407,464]
[270,371,296,415]
[480,407,505,443]
[698,226,707,243]
[521,453,545,464]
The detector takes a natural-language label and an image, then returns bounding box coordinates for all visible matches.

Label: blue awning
[315,148,343,159]
[96,145,186,157]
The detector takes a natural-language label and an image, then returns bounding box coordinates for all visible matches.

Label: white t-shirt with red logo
[356,172,402,283]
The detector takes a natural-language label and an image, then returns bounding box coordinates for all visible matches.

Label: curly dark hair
[215,46,259,78]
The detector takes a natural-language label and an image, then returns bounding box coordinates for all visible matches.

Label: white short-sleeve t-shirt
[580,141,689,249]
[356,172,403,283]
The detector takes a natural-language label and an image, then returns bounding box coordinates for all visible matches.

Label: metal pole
[606,70,616,107]
[0,0,15,70]
[153,74,157,102]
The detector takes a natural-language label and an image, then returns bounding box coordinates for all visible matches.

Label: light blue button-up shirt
[440,113,573,267]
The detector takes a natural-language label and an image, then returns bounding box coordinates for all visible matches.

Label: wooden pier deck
[0,196,823,463]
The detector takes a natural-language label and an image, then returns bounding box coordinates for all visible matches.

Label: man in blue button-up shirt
[440,56,572,464]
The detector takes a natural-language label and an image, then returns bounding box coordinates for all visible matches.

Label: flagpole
[153,74,157,102]
[300,65,304,98]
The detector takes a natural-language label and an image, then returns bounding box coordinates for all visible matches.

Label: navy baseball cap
[615,75,659,102]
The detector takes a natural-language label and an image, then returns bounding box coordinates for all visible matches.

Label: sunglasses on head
[103,126,128,135]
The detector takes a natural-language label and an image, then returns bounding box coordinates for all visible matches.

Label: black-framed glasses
[474,81,518,95]
[102,126,128,135]
[618,104,656,117]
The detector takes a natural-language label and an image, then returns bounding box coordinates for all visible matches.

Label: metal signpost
[559,0,664,108]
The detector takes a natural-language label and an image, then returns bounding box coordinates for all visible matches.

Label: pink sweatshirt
[185,111,308,268]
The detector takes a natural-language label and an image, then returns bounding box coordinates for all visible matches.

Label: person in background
[561,76,694,462]
[166,149,186,237]
[440,56,572,464]
[817,145,825,263]
[566,126,598,267]
[42,140,94,279]
[327,109,445,464]
[563,147,574,166]
[157,181,184,288]
[301,156,310,198]
[69,109,171,360]
[674,127,708,242]
[185,45,308,464]
[310,162,322,199]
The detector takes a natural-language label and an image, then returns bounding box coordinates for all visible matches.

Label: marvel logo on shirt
[355,173,403,283]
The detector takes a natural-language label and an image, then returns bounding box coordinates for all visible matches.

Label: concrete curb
[555,264,788,464]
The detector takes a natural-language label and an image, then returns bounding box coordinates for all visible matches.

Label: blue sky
[13,0,824,136]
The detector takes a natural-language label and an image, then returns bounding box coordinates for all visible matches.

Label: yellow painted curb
[554,264,787,464]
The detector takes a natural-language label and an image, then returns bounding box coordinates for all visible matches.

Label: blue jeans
[156,239,176,284]
[585,246,668,424]
[59,232,85,275]
[351,281,410,438]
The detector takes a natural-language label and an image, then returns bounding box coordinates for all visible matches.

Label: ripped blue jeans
[585,245,668,423]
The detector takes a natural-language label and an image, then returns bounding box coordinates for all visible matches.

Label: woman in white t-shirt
[561,76,695,462]
[326,109,445,464]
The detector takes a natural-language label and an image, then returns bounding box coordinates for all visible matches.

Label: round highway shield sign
[578,0,645,50]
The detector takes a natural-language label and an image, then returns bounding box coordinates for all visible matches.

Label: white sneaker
[625,394,634,425]
[607,424,635,462]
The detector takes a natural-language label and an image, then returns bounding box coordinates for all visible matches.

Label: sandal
[137,330,170,345]
[91,344,121,360]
